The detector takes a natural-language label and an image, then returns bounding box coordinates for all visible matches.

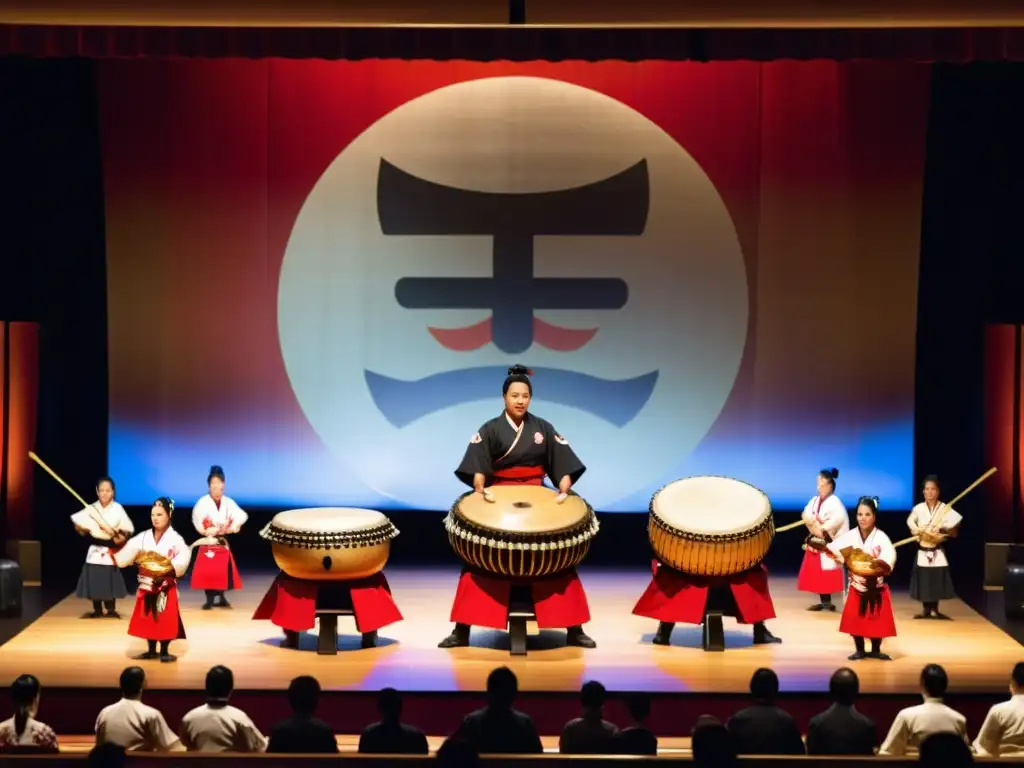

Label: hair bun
[209,465,223,474]
[871,495,880,508]
[507,364,533,377]
[829,467,839,479]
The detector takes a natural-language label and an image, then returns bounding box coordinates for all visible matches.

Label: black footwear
[86,611,104,619]
[438,624,470,648]
[281,631,299,649]
[870,652,893,661]
[913,612,932,619]
[134,651,159,660]
[159,653,177,663]
[566,626,596,648]
[105,611,121,619]
[847,651,866,660]
[933,612,952,620]
[202,602,213,610]
[807,603,829,611]
[361,631,378,649]
[753,624,782,644]
[653,623,673,646]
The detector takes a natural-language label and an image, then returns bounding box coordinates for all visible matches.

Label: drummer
[71,476,134,619]
[437,365,596,649]
[908,475,961,620]
[114,497,192,662]
[825,496,897,661]
[798,467,850,612]
[190,465,246,610]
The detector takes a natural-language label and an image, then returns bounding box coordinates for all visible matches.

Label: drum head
[456,485,589,534]
[652,476,771,536]
[270,507,388,534]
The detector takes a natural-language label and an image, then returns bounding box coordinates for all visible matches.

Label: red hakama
[447,466,592,629]
[797,547,845,594]
[632,560,776,624]
[190,545,243,591]
[839,585,897,638]
[127,582,186,641]
[252,572,403,634]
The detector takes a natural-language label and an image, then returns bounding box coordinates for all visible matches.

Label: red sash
[493,466,546,484]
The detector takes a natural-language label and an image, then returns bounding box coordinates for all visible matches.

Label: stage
[0,566,1020,736]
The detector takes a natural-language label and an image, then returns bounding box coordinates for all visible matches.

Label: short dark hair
[1013,662,1024,688]
[486,666,518,707]
[750,668,779,700]
[88,742,127,767]
[580,680,606,708]
[205,665,233,699]
[921,664,948,698]
[626,692,651,721]
[377,687,402,720]
[119,666,145,698]
[829,668,859,706]
[919,732,972,767]
[287,675,321,715]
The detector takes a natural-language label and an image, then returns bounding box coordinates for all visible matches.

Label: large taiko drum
[649,476,774,577]
[445,486,598,579]
[260,508,399,582]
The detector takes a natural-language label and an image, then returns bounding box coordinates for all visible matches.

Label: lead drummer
[437,365,596,649]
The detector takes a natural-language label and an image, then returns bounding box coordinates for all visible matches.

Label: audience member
[95,666,182,752]
[437,736,481,768]
[974,661,1024,757]
[88,741,127,767]
[920,731,974,766]
[692,715,738,767]
[615,692,658,755]
[726,668,805,755]
[560,680,620,753]
[806,667,877,755]
[266,675,338,753]
[880,663,969,755]
[179,665,266,752]
[358,687,429,754]
[455,666,543,754]
[0,674,58,753]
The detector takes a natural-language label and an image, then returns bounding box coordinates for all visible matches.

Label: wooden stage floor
[0,567,1020,695]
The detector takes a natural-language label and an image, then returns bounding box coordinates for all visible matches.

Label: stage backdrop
[101,59,929,512]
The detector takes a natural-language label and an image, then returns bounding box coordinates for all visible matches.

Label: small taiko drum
[649,476,774,577]
[260,508,398,582]
[445,485,598,579]
[135,551,174,579]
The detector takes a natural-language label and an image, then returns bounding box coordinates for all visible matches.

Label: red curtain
[0,321,39,542]
[985,324,1024,543]
[1,24,1023,61]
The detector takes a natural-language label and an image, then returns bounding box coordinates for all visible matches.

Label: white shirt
[827,527,896,592]
[192,494,247,537]
[114,528,191,592]
[879,697,969,755]
[71,502,135,566]
[95,698,181,752]
[802,494,850,571]
[908,501,963,568]
[179,702,267,753]
[974,694,1024,757]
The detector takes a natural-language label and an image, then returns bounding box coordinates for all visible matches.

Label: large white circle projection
[278,76,748,510]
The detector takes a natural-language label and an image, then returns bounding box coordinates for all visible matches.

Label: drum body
[260,508,398,581]
[445,486,598,579]
[649,476,774,576]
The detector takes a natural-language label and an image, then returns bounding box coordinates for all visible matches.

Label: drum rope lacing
[259,520,399,550]
[444,492,599,551]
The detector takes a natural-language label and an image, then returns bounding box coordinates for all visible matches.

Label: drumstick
[893,467,997,548]
[28,451,92,510]
[776,520,806,533]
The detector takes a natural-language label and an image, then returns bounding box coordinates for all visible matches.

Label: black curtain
[0,58,108,592]
[915,63,1024,601]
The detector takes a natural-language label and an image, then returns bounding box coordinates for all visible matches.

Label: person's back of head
[377,687,402,723]
[89,741,127,768]
[920,664,948,699]
[829,667,859,706]
[205,665,234,701]
[119,666,145,699]
[437,737,480,768]
[626,692,651,723]
[692,717,737,767]
[1012,662,1024,693]
[10,674,41,740]
[749,667,779,703]
[486,666,518,709]
[287,675,321,716]
[579,680,606,714]
[919,732,973,766]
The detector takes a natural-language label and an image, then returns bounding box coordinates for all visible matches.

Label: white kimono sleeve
[169,532,192,578]
[226,497,248,534]
[113,531,146,568]
[192,496,217,536]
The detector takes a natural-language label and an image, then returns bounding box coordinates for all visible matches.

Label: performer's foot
[281,631,300,649]
[217,597,231,608]
[202,602,214,610]
[105,611,121,619]
[438,624,470,648]
[652,623,674,646]
[847,651,867,660]
[159,653,177,663]
[133,651,159,660]
[86,610,104,619]
[933,612,952,620]
[753,624,782,644]
[361,631,378,649]
[807,602,833,611]
[566,626,596,649]
[870,652,893,661]
[913,612,932,619]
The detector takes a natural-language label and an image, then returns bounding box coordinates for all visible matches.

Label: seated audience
[920,731,974,766]
[95,666,182,752]
[692,715,738,768]
[974,661,1024,757]
[880,663,969,754]
[88,742,127,767]
[437,736,481,768]
[806,667,877,755]
[0,674,58,753]
[267,675,338,753]
[726,668,805,755]
[358,687,429,754]
[455,666,543,754]
[615,692,658,755]
[179,665,266,752]
[560,680,620,754]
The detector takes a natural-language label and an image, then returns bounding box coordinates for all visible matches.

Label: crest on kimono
[555,434,569,445]
[470,432,482,444]
[533,431,544,444]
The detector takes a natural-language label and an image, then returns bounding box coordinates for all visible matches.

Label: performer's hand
[204,527,219,537]
[112,532,126,546]
[555,476,572,504]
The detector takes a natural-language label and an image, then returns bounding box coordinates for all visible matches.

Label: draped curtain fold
[2,24,1023,61]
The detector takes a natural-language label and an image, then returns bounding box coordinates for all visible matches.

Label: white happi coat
[827,526,896,593]
[71,501,135,566]
[802,493,850,571]
[908,501,963,568]
[114,528,191,591]
[192,494,247,538]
